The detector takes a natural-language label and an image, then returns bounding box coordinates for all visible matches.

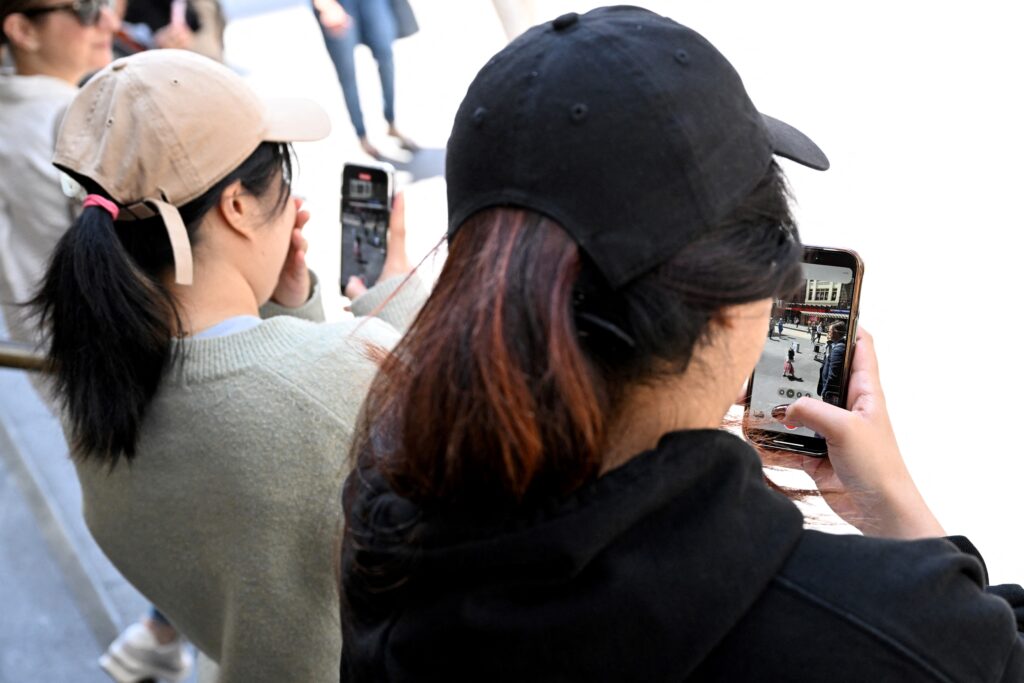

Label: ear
[216,180,257,240]
[3,13,41,52]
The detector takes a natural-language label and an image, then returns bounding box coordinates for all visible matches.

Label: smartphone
[744,247,864,456]
[340,162,394,292]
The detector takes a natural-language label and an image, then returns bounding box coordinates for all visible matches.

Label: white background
[643,1,1024,585]
[224,1,1024,584]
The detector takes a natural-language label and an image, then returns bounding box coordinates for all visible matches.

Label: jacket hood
[342,429,805,681]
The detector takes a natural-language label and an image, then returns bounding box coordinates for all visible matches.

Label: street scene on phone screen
[749,262,854,439]
[340,164,391,289]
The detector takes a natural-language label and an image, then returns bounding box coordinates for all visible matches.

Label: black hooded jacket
[341,430,1024,681]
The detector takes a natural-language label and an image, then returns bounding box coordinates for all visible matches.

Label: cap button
[112,61,127,71]
[552,12,579,31]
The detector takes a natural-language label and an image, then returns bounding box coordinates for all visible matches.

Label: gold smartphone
[744,247,864,457]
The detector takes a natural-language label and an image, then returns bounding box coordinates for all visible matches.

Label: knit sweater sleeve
[349,272,429,333]
[258,271,326,323]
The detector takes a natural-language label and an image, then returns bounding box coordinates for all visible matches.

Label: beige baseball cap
[53,49,331,285]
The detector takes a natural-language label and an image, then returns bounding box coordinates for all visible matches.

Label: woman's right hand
[775,328,945,540]
[270,198,312,308]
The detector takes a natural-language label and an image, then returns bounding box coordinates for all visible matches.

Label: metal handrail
[0,339,46,372]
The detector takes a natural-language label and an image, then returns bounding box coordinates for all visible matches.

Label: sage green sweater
[74,274,426,682]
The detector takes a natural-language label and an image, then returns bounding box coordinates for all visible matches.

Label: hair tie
[83,194,120,221]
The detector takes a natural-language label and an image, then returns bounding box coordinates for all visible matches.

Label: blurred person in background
[0,0,116,348]
[340,7,1024,681]
[33,49,425,683]
[117,0,225,60]
[314,0,417,159]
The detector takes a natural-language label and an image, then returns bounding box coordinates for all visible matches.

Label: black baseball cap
[446,6,829,289]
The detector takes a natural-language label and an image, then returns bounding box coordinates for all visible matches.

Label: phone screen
[340,164,392,290]
[746,248,862,453]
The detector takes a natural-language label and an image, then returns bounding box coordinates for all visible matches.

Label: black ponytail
[33,142,293,467]
[35,205,181,466]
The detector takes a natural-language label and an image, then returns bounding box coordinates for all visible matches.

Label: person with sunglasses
[0,0,117,348]
[0,0,114,80]
[119,0,227,62]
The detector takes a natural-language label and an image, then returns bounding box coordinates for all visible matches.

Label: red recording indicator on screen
[358,173,372,180]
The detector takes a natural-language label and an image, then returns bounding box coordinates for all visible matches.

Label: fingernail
[771,404,789,421]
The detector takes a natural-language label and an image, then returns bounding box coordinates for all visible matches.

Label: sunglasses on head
[20,0,111,26]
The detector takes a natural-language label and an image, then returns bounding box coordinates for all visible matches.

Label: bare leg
[387,124,418,152]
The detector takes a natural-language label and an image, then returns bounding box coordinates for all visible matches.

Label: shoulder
[259,314,400,366]
[168,315,398,419]
[243,315,395,407]
[0,73,75,134]
[768,531,1021,681]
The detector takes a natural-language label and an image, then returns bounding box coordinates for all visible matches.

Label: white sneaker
[99,622,194,683]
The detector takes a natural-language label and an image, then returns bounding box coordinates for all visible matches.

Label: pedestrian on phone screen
[784,348,799,381]
[817,320,847,406]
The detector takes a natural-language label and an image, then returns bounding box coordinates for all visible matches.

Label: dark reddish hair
[351,162,803,511]
[356,163,802,511]
[357,209,607,508]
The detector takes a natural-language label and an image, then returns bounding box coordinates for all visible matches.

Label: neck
[601,368,731,474]
[168,261,261,337]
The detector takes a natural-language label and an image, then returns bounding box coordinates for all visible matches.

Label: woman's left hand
[271,199,312,308]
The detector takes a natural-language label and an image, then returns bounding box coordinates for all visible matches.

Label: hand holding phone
[771,329,945,540]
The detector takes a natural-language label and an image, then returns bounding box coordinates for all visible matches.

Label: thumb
[780,397,852,447]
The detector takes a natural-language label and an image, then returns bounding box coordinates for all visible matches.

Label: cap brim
[262,97,332,143]
[762,114,829,171]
